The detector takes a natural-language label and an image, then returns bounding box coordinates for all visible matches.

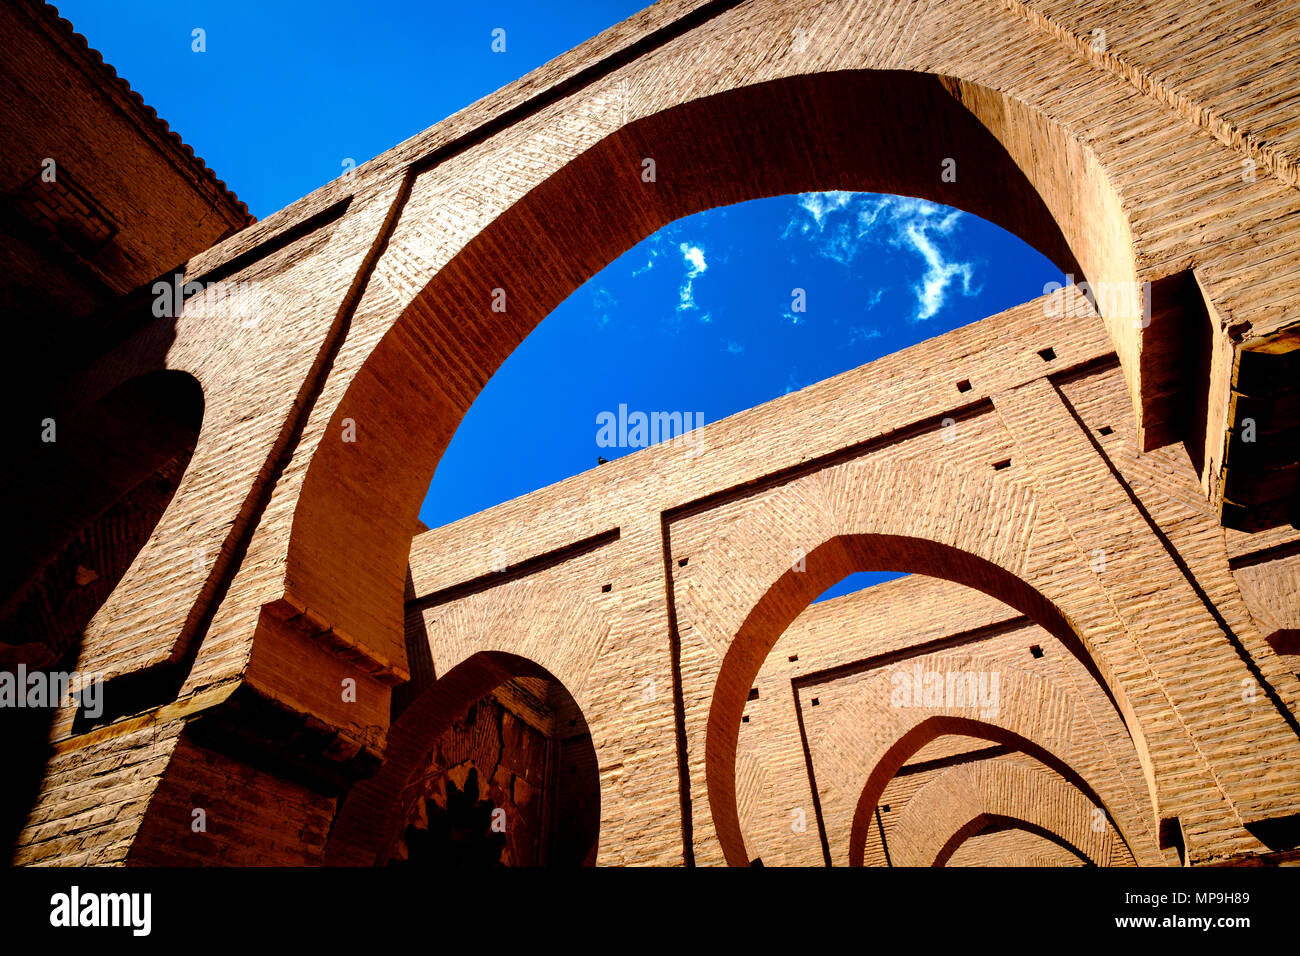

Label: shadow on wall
[0,367,202,859]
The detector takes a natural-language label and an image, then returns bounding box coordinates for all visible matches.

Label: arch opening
[708,531,1150,867]
[855,724,1137,868]
[327,650,600,868]
[420,188,1063,532]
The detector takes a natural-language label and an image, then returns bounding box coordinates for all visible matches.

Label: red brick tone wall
[733,576,1159,867]
[6,0,1300,866]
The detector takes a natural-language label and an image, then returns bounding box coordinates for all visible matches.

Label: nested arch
[675,437,1193,866]
[706,534,1155,866]
[278,65,1139,687]
[938,815,1095,867]
[885,760,1129,867]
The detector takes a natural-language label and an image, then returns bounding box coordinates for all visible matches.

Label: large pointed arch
[274,67,1132,691]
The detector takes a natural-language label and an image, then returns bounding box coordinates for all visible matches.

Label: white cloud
[782,193,980,320]
[677,241,708,312]
[901,217,974,320]
[681,242,707,276]
[726,340,744,355]
[797,190,854,230]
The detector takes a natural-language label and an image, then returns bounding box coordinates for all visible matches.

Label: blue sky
[56,1,1065,601]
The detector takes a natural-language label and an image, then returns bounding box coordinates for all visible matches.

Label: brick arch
[57,0,1300,819]
[271,62,1139,716]
[938,815,1095,868]
[324,578,611,866]
[696,454,1176,866]
[886,761,1130,867]
[96,0,1283,864]
[808,656,1161,867]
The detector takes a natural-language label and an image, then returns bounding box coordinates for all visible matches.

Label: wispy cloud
[590,287,616,326]
[893,201,975,320]
[632,233,665,276]
[726,340,744,355]
[847,326,882,346]
[781,191,861,266]
[677,241,708,312]
[782,193,980,321]
[796,190,855,230]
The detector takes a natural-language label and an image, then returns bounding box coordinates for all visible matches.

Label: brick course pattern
[6,0,1300,866]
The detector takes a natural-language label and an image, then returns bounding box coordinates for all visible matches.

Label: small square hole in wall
[741,716,750,723]
[788,654,799,662]
[748,687,760,701]
[956,379,972,393]
[1030,644,1044,659]
[993,458,1011,471]
[601,583,612,593]
[811,697,820,706]
[881,805,891,813]
[678,557,688,567]
[1038,346,1057,361]
[1098,425,1113,436]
